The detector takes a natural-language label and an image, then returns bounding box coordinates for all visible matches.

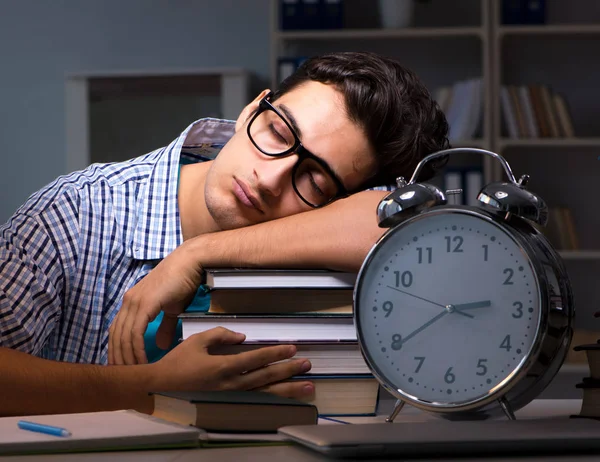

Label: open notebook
[0,410,202,455]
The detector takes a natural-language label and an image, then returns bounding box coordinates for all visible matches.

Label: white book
[519,85,539,138]
[0,410,201,455]
[205,268,356,289]
[444,171,464,206]
[465,169,483,207]
[500,86,519,138]
[180,315,357,342]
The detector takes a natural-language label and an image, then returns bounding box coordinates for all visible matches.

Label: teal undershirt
[142,161,211,363]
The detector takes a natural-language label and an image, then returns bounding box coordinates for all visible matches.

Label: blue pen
[17,420,72,437]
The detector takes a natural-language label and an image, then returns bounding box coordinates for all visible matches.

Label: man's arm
[0,330,311,417]
[195,189,389,272]
[110,190,390,365]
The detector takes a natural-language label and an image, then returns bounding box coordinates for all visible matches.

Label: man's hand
[109,240,203,365]
[148,327,314,400]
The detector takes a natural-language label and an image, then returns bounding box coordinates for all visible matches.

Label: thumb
[199,327,246,348]
[156,313,179,350]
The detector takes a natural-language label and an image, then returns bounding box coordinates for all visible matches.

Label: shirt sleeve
[0,212,64,355]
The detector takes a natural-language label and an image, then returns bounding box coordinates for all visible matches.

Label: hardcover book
[152,390,318,432]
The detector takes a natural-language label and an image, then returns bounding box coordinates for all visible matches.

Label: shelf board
[499,24,600,36]
[276,27,483,40]
[499,138,600,148]
[451,139,488,148]
[559,251,600,261]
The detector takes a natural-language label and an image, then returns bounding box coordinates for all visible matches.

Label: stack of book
[573,339,600,418]
[179,268,379,416]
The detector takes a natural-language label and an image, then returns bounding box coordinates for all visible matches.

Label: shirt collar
[130,118,235,260]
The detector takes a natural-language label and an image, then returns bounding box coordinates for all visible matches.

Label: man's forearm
[192,190,389,272]
[0,347,155,416]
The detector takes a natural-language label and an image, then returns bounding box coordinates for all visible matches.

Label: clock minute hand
[386,286,445,308]
[386,285,474,319]
[398,310,449,347]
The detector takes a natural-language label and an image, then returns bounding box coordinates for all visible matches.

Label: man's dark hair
[272,51,450,190]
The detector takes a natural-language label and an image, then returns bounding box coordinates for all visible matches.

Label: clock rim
[353,206,552,414]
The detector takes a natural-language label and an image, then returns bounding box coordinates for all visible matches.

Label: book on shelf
[179,313,357,342]
[209,342,371,375]
[443,167,483,207]
[500,84,575,139]
[0,410,201,455]
[279,0,344,30]
[204,267,356,289]
[537,206,579,251]
[152,390,318,433]
[439,78,482,143]
[208,288,352,315]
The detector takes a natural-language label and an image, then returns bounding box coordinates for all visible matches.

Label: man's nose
[255,155,297,198]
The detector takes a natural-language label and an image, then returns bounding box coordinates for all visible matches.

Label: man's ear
[235,89,271,132]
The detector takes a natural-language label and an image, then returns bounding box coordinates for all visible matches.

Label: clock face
[356,209,542,407]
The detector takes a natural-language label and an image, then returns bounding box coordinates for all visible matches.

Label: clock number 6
[444,367,456,384]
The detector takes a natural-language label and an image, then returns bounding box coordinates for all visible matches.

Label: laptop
[279,418,600,459]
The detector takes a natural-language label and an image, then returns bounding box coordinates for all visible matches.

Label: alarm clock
[354,148,574,421]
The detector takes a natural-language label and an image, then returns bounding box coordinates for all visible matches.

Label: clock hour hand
[453,300,492,310]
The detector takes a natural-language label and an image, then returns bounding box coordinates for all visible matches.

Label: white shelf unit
[270,0,600,320]
[65,68,250,172]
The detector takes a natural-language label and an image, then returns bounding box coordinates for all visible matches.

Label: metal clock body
[354,148,574,420]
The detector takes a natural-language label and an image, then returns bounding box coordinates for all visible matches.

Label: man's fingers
[108,312,118,365]
[258,381,315,401]
[197,327,246,348]
[225,344,299,375]
[235,358,312,391]
[155,313,179,351]
[110,304,129,365]
[118,294,146,365]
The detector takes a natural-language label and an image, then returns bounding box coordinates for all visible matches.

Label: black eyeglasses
[246,93,348,208]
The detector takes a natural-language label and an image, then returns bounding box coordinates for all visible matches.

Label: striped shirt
[0,118,234,364]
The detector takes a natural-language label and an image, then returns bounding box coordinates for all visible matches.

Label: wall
[0,0,270,223]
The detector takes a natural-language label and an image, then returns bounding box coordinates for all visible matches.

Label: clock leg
[498,397,516,420]
[386,399,406,423]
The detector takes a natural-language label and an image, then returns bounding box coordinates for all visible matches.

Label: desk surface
[4,399,600,462]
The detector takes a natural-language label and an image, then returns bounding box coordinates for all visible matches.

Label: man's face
[204,81,376,230]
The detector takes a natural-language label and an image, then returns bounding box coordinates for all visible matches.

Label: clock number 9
[382,301,393,317]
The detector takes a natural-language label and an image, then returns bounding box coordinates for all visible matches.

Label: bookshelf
[270,0,600,322]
